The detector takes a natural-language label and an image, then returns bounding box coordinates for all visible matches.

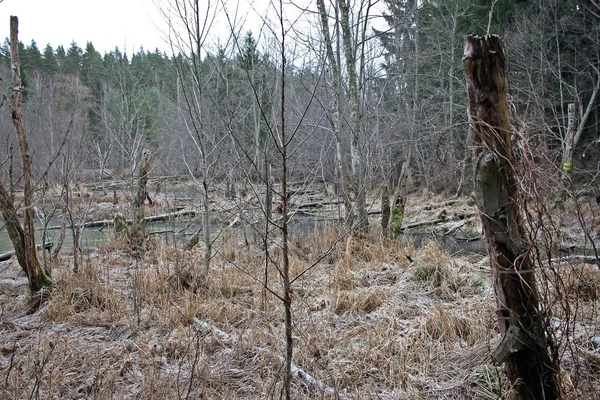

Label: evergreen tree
[41,44,58,75]
[81,42,104,87]
[64,41,82,75]
[81,42,105,136]
[0,38,10,68]
[237,31,261,71]
[23,40,43,71]
[56,44,66,74]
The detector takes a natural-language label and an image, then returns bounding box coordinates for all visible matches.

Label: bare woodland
[1,0,600,399]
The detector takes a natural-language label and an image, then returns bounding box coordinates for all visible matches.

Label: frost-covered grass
[1,201,600,399]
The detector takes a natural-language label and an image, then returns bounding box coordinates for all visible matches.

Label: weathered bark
[389,160,409,238]
[1,17,52,292]
[464,35,561,400]
[136,149,151,223]
[131,149,150,253]
[46,209,197,230]
[561,103,576,181]
[380,186,390,234]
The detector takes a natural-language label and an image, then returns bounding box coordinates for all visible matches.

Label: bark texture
[380,186,390,234]
[464,35,561,400]
[131,149,151,253]
[561,103,576,180]
[1,16,52,292]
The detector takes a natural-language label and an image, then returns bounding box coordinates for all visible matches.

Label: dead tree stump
[464,35,561,399]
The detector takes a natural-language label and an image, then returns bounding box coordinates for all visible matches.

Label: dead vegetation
[1,206,600,398]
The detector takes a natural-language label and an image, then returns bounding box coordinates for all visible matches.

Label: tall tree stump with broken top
[464,34,561,399]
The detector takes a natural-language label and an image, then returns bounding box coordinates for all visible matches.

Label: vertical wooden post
[463,35,560,399]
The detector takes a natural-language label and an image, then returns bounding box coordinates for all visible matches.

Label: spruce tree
[41,44,58,75]
[64,41,82,75]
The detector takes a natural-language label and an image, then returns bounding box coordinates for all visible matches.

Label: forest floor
[1,188,600,399]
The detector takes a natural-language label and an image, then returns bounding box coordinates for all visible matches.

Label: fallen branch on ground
[192,317,350,399]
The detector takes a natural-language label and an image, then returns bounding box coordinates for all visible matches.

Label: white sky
[0,0,290,55]
[0,0,384,58]
[0,0,172,53]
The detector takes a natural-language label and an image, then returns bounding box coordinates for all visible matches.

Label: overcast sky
[0,0,292,55]
[0,0,173,53]
[1,0,383,58]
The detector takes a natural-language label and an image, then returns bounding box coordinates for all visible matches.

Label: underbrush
[0,227,599,399]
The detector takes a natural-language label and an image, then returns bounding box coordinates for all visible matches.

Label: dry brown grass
[1,213,599,399]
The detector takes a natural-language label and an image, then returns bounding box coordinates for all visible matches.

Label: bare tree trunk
[317,0,354,226]
[131,149,150,253]
[455,130,472,198]
[201,177,211,277]
[136,149,151,221]
[380,185,390,234]
[573,75,600,149]
[61,154,80,272]
[561,103,576,183]
[389,160,408,238]
[0,16,52,292]
[278,7,292,398]
[340,0,368,232]
[464,35,561,400]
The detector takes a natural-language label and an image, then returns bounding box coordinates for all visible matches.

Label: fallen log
[44,209,197,230]
[0,242,53,262]
[401,218,446,231]
[296,200,341,209]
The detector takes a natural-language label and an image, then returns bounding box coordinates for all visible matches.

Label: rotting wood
[0,242,53,262]
[381,186,390,235]
[130,149,151,253]
[561,103,576,182]
[401,218,446,231]
[44,209,197,230]
[464,34,560,399]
